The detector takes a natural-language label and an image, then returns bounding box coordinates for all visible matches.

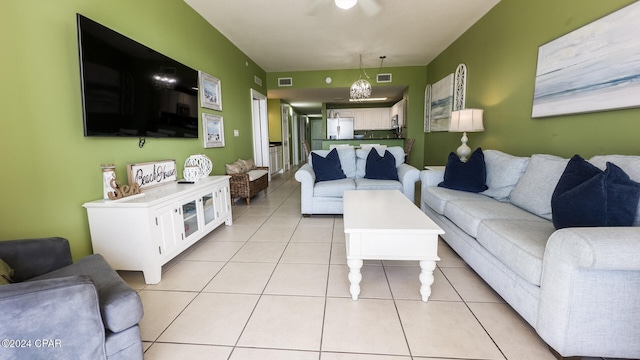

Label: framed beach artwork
[424,84,432,133]
[429,74,454,132]
[199,71,222,111]
[531,2,640,118]
[203,113,225,148]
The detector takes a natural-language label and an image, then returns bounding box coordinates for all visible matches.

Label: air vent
[377,73,392,83]
[278,77,293,87]
[254,75,263,86]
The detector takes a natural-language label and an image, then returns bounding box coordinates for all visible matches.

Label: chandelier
[350,54,372,102]
[350,55,386,102]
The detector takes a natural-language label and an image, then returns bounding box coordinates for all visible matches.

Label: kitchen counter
[318,138,404,150]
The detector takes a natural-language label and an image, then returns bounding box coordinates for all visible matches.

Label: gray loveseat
[420,150,640,359]
[295,146,420,215]
[0,237,144,360]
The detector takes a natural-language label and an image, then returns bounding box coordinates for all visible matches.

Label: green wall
[0,0,266,259]
[424,0,639,165]
[267,99,283,142]
[266,66,427,166]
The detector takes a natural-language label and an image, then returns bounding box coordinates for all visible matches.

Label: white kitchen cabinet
[83,176,232,284]
[351,107,392,130]
[391,99,406,127]
[269,145,283,175]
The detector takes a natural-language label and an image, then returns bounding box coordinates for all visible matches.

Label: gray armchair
[0,237,143,360]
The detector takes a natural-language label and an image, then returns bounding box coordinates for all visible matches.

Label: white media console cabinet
[83,176,232,284]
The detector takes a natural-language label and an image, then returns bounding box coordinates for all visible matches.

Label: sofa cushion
[354,178,403,191]
[31,254,143,333]
[552,156,640,229]
[356,146,405,178]
[438,148,488,193]
[311,148,347,182]
[510,154,569,220]
[476,219,556,286]
[247,169,268,181]
[364,150,399,180]
[313,178,356,197]
[444,200,547,238]
[590,154,640,225]
[481,150,530,202]
[311,147,356,179]
[423,186,493,215]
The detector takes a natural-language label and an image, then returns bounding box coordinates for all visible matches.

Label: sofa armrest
[544,227,640,270]
[0,276,107,359]
[420,169,445,188]
[537,227,640,357]
[397,163,419,201]
[31,254,143,333]
[295,163,315,184]
[295,164,316,214]
[0,237,73,282]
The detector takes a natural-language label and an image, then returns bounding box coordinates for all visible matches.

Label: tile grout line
[437,266,509,360]
[226,174,299,359]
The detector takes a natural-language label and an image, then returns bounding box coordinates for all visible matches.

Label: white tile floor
[119,168,612,360]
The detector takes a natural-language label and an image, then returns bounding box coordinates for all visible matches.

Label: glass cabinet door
[201,193,215,226]
[182,199,199,239]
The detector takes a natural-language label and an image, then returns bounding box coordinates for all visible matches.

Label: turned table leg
[347,258,363,300]
[419,260,437,302]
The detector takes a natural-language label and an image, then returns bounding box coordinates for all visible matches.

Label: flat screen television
[77,14,199,138]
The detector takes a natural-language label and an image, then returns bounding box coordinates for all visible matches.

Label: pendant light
[350,54,372,101]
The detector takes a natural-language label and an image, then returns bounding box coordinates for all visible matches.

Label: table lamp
[449,109,484,162]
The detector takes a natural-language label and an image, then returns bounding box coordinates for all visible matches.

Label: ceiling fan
[306,0,381,17]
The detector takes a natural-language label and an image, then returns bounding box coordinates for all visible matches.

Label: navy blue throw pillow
[364,149,399,180]
[438,147,488,193]
[311,148,346,183]
[551,155,640,229]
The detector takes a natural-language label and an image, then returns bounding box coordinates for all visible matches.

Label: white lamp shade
[335,0,357,10]
[449,109,484,133]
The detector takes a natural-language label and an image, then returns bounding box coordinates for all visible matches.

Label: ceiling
[184,0,501,114]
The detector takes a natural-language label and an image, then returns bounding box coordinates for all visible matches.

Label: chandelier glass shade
[350,54,374,102]
[350,78,372,101]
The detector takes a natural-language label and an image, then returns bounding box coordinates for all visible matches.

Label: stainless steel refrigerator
[326,117,354,140]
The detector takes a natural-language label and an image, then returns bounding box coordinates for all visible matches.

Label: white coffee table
[343,190,444,302]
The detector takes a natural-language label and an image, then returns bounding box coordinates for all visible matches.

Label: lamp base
[456,132,471,162]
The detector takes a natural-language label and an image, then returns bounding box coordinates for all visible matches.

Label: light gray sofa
[420,150,640,359]
[295,146,419,215]
[0,237,144,360]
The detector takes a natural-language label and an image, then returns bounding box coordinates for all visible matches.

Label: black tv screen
[77,14,199,138]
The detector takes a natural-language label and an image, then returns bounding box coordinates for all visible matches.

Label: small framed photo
[203,113,224,148]
[199,71,222,111]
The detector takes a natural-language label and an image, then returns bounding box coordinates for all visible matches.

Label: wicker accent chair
[302,140,311,162]
[403,138,415,163]
[226,159,269,205]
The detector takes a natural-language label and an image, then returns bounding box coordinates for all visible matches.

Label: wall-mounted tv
[77,14,199,138]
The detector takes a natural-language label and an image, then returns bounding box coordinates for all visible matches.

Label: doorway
[310,119,323,150]
[281,105,291,172]
[251,89,269,168]
[291,113,300,166]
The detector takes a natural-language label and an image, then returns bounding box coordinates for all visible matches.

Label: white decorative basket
[184,154,212,179]
[183,165,202,182]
